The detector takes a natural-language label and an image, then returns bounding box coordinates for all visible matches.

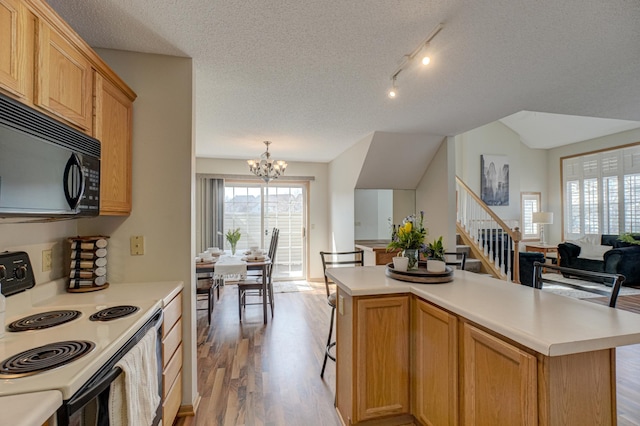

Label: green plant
[618,233,640,245]
[426,236,445,261]
[225,228,241,246]
[387,212,428,252]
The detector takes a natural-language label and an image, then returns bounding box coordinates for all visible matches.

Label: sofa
[557,234,640,286]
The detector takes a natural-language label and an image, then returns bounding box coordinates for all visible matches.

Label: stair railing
[456,176,522,283]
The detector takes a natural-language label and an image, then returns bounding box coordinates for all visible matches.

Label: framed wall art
[481,154,509,206]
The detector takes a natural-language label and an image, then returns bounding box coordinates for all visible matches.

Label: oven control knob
[0,265,6,280]
[14,265,27,280]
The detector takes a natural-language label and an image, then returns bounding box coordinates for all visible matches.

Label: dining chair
[246,228,279,280]
[443,251,466,270]
[196,275,217,324]
[237,230,279,321]
[319,249,364,378]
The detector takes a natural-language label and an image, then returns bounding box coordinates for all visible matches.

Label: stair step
[464,258,482,273]
[456,244,470,255]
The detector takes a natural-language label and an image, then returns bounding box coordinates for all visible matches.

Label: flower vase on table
[403,249,420,271]
[387,211,428,272]
[225,228,241,257]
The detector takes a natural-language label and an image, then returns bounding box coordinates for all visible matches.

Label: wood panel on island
[336,291,617,425]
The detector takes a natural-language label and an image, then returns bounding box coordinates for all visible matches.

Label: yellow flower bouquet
[387,212,427,269]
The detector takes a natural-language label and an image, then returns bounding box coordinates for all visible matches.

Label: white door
[224,181,307,280]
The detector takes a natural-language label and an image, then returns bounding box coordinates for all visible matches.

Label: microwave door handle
[63,153,86,210]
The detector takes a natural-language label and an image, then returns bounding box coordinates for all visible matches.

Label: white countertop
[0,390,62,426]
[326,266,640,356]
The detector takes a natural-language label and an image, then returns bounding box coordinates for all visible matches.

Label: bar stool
[319,249,363,378]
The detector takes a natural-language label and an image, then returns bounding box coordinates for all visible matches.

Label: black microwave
[0,93,100,220]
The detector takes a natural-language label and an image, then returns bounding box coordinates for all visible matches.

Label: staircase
[455,233,482,273]
[455,176,522,283]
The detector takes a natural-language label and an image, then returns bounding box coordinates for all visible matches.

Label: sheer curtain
[197,178,225,253]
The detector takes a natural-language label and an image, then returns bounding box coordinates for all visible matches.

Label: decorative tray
[385,261,454,284]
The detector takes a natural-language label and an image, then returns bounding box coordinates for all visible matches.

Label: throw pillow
[577,244,611,261]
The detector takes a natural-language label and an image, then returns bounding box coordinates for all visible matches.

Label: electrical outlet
[130,236,145,255]
[42,249,52,272]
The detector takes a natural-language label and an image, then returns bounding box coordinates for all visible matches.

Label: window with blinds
[520,192,540,240]
[562,144,640,239]
[223,182,307,279]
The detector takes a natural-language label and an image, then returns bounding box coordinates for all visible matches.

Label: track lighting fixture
[386,23,443,98]
[388,76,398,99]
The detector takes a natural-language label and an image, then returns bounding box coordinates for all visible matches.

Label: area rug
[272,281,313,293]
[540,273,640,299]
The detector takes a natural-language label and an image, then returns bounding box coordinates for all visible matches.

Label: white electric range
[0,297,162,399]
[1,251,171,425]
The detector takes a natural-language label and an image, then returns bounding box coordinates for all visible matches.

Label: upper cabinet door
[94,72,133,215]
[35,21,92,133]
[0,0,28,98]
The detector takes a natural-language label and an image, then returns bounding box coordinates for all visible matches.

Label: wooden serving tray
[385,261,454,284]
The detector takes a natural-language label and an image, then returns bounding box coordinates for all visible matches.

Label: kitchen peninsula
[327,265,640,425]
[354,240,399,266]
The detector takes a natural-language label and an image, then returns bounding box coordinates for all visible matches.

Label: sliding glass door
[224,181,306,280]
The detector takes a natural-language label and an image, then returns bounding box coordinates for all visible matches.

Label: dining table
[196,253,272,324]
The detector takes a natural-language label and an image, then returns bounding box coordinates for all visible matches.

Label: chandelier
[247,141,288,183]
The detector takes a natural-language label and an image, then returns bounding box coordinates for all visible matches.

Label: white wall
[79,49,197,408]
[328,134,372,251]
[195,157,330,280]
[547,127,640,243]
[0,221,77,286]
[416,137,456,251]
[456,121,547,234]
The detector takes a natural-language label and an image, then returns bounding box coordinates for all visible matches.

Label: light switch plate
[130,236,145,255]
[338,295,344,315]
[42,249,52,272]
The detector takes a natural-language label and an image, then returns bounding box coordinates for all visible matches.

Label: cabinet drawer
[163,292,182,337]
[162,318,182,367]
[163,370,182,425]
[163,343,182,399]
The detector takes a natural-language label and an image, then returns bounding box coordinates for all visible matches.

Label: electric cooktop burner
[0,341,96,378]
[89,305,139,322]
[7,310,82,332]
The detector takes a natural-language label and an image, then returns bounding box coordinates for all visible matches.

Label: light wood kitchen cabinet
[0,0,30,99]
[462,323,537,426]
[35,19,93,133]
[411,297,458,426]
[0,0,137,215]
[336,291,411,425]
[94,72,133,215]
[162,291,183,425]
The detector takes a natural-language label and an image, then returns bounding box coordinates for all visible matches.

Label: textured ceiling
[46,0,640,163]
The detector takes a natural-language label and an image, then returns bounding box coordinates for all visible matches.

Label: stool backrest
[319,250,364,298]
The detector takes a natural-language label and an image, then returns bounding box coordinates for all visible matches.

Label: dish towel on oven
[109,328,160,426]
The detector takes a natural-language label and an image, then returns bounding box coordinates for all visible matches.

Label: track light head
[421,55,430,65]
[388,76,398,99]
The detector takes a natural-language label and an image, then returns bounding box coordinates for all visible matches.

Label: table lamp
[532,212,553,245]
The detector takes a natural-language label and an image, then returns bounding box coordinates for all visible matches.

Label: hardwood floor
[177,283,640,426]
[177,282,341,426]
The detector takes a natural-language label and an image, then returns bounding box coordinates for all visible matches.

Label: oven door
[57,310,163,426]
